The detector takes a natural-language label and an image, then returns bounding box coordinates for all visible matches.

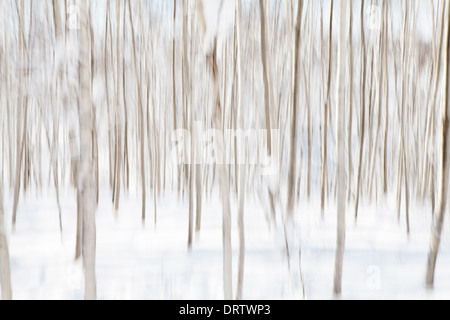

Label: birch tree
[259,0,272,156]
[196,0,232,300]
[287,0,303,217]
[78,0,97,300]
[426,1,450,289]
[354,0,367,221]
[321,0,334,214]
[235,0,246,300]
[333,0,347,297]
[0,176,12,300]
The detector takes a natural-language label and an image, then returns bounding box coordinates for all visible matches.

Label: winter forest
[0,0,450,300]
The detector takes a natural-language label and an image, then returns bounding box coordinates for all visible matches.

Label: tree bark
[333,0,347,297]
[235,0,246,300]
[0,178,12,300]
[259,0,272,156]
[426,2,450,288]
[354,0,367,221]
[321,0,334,214]
[347,1,353,202]
[287,1,303,217]
[127,0,146,224]
[78,0,97,300]
[196,0,231,300]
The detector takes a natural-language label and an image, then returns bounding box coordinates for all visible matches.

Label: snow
[2,186,450,300]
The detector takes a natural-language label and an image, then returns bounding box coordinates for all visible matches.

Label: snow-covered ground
[3,186,450,300]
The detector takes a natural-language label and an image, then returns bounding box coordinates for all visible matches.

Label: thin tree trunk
[127,0,146,224]
[354,0,367,221]
[12,0,27,228]
[79,0,97,300]
[287,0,303,217]
[347,0,353,202]
[0,177,12,300]
[259,0,272,156]
[321,0,334,214]
[113,0,122,212]
[333,0,347,297]
[426,2,450,288]
[196,0,231,300]
[382,1,389,195]
[235,0,246,300]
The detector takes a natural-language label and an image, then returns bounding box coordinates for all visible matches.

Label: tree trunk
[0,178,12,300]
[259,0,272,156]
[196,0,231,300]
[235,0,246,300]
[426,2,450,288]
[321,0,334,214]
[347,2,353,202]
[287,0,303,217]
[127,0,146,224]
[354,0,367,221]
[333,0,347,297]
[78,0,97,300]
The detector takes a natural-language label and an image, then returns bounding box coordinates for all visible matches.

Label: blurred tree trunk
[354,0,367,221]
[0,178,12,300]
[12,0,27,229]
[78,0,97,300]
[259,0,272,156]
[235,0,246,300]
[333,0,347,297]
[347,1,353,202]
[426,2,450,288]
[287,0,303,217]
[196,0,231,300]
[321,0,333,215]
[127,0,146,224]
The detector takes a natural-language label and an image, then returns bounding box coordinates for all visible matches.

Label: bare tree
[78,0,97,300]
[195,0,232,300]
[0,176,12,300]
[321,0,334,214]
[426,1,450,289]
[127,0,146,224]
[354,0,367,221]
[235,0,246,300]
[333,0,347,297]
[287,0,303,217]
[259,0,272,156]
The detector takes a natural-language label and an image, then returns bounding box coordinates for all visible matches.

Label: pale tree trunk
[172,0,179,194]
[287,0,303,218]
[306,1,312,199]
[426,2,450,288]
[0,178,12,300]
[347,1,353,202]
[127,0,146,224]
[333,0,347,297]
[113,0,122,212]
[181,0,194,249]
[354,0,367,221]
[321,0,334,214]
[12,0,27,229]
[235,0,246,300]
[382,1,389,195]
[259,0,272,156]
[196,0,231,300]
[78,0,97,300]
[52,0,63,42]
